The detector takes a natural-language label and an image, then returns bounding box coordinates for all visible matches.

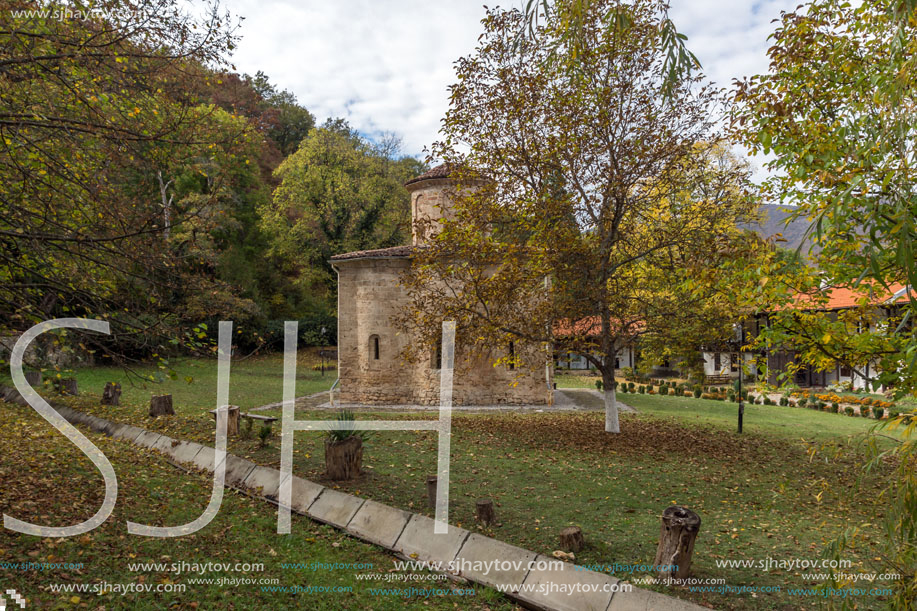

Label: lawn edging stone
[608,584,709,611]
[223,454,257,487]
[283,475,324,514]
[518,553,619,611]
[166,440,205,465]
[392,513,470,568]
[242,465,289,499]
[306,488,365,528]
[345,498,412,548]
[453,532,537,590]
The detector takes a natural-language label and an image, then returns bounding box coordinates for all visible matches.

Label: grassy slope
[0,401,514,610]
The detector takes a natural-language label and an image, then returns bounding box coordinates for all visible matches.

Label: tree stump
[426,476,438,508]
[56,378,78,396]
[24,371,41,387]
[213,405,240,436]
[101,382,121,406]
[559,526,585,552]
[324,436,363,480]
[653,505,701,581]
[149,394,174,417]
[476,498,496,526]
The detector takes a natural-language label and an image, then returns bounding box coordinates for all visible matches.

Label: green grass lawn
[5,351,337,415]
[619,393,894,442]
[554,372,602,388]
[5,359,905,610]
[0,401,514,610]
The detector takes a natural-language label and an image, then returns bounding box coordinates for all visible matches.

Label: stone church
[330,165,553,406]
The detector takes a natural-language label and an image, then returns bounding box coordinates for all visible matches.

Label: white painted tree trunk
[604,388,620,433]
[157,170,174,241]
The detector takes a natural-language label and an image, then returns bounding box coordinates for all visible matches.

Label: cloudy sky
[221,0,799,165]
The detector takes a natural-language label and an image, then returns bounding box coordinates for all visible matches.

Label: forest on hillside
[0,1,426,362]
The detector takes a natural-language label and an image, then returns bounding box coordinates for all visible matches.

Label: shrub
[831,402,840,413]
[327,409,371,443]
[646,385,654,394]
[861,406,872,418]
[779,396,788,406]
[258,423,272,448]
[595,380,603,391]
[763,397,773,406]
[845,406,855,416]
[628,382,635,391]
[693,387,702,398]
[873,406,885,419]
[639,385,646,394]
[619,384,628,394]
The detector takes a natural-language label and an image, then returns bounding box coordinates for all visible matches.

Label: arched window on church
[413,195,423,241]
[432,337,442,370]
[369,334,380,361]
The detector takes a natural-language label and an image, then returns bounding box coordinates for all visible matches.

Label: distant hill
[742,203,814,254]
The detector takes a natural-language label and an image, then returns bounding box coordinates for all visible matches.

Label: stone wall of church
[410,178,456,246]
[334,257,552,406]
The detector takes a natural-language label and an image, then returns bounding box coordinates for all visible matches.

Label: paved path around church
[46,401,705,611]
[251,388,636,414]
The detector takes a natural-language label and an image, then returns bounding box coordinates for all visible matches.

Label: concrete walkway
[272,388,637,414]
[49,403,704,611]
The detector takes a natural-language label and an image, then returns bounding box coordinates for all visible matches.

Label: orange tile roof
[553,316,645,337]
[789,283,912,311]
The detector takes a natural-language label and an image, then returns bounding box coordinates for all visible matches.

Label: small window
[433,339,442,370]
[508,341,515,370]
[714,352,721,370]
[370,335,380,360]
[840,364,852,377]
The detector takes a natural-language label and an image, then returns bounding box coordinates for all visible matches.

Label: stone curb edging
[50,403,709,611]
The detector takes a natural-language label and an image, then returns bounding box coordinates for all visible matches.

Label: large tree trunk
[602,368,620,433]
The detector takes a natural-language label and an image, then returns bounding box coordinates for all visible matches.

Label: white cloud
[221,0,801,161]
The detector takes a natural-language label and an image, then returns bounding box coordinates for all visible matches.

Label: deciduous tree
[401,1,759,433]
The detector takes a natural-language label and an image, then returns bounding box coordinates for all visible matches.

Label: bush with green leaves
[873,406,885,419]
[861,406,872,418]
[595,379,603,391]
[845,406,855,417]
[258,423,272,448]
